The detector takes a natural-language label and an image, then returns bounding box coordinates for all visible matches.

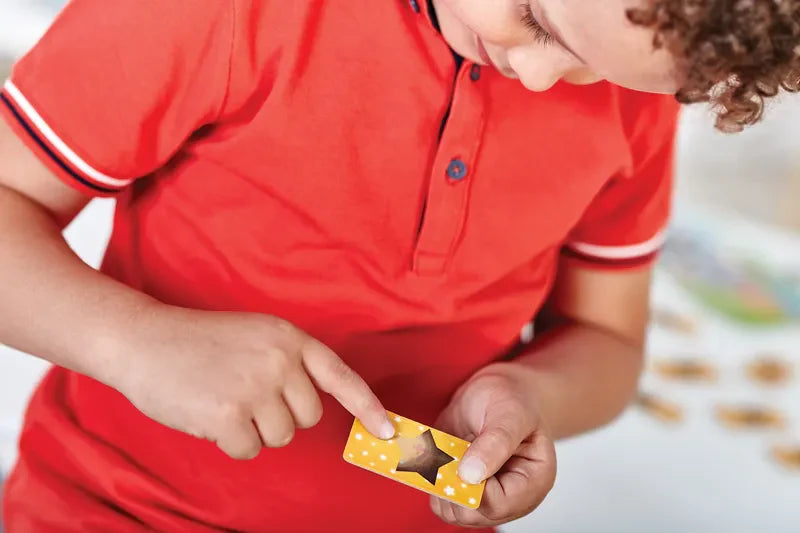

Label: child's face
[433,0,680,94]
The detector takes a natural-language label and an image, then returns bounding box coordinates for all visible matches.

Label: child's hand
[430,362,557,528]
[111,304,395,459]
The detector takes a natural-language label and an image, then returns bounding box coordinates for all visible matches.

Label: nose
[507,46,584,92]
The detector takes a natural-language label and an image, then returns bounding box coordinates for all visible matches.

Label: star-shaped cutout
[395,429,455,485]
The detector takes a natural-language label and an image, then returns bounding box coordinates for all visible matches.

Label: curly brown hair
[628,0,800,132]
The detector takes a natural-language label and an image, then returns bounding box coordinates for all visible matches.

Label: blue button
[470,64,481,81]
[410,0,420,13]
[446,159,468,180]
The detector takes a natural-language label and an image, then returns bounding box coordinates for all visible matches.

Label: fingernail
[459,456,486,485]
[379,420,396,440]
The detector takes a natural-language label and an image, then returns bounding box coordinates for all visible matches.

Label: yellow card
[343,412,485,509]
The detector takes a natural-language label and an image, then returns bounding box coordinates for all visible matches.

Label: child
[0,0,796,531]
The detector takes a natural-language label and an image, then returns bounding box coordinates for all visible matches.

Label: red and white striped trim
[569,230,666,260]
[565,230,666,266]
[2,79,134,190]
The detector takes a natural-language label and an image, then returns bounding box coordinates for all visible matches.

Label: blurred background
[0,1,798,532]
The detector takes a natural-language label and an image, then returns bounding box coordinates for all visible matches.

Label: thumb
[457,402,527,485]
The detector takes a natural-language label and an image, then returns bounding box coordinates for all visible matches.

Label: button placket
[412,63,486,276]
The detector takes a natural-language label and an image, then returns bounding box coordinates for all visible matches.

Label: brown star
[395,429,455,485]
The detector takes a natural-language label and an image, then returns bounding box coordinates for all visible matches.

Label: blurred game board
[659,222,800,325]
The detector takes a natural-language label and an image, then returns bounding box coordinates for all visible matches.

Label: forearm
[514,321,644,440]
[0,185,154,384]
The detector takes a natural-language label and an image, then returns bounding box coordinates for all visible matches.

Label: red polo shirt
[1,1,678,531]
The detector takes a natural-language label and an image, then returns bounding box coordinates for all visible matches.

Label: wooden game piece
[715,405,786,430]
[650,308,698,334]
[635,392,684,423]
[746,356,793,386]
[771,444,800,471]
[652,358,718,382]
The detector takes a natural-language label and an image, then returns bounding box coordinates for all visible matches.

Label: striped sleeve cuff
[563,230,666,268]
[0,79,134,196]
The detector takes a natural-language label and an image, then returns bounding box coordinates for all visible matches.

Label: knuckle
[218,401,251,424]
[265,426,295,448]
[265,316,305,345]
[264,315,297,334]
[310,404,324,426]
[444,510,460,526]
[485,425,515,449]
[326,354,354,381]
[346,391,379,419]
[472,372,509,393]
[264,347,297,376]
[220,438,260,461]
[297,403,323,429]
[432,506,450,524]
[238,444,261,461]
[483,506,507,523]
[454,509,483,527]
[322,357,362,396]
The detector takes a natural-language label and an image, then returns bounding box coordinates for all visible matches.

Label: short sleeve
[0,0,234,196]
[563,91,680,269]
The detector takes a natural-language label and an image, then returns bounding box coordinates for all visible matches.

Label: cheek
[593,48,681,93]
[433,0,481,60]
[546,1,681,92]
[436,0,485,29]
[438,0,517,43]
[564,26,681,93]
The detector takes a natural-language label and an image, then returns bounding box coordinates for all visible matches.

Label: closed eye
[520,3,555,47]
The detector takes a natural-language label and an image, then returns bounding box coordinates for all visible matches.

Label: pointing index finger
[301,337,395,440]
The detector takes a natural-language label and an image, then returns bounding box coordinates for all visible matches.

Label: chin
[563,72,604,86]
[518,78,558,92]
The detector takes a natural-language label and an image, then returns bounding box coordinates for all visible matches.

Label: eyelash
[520,4,555,47]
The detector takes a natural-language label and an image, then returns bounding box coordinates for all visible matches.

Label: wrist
[508,324,645,438]
[81,291,162,389]
[506,361,554,431]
